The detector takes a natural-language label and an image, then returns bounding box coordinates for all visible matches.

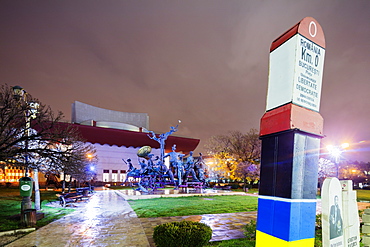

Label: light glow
[341,143,350,149]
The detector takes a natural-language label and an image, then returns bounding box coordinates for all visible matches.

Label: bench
[213,185,232,190]
[180,182,204,192]
[57,192,84,207]
[76,187,94,197]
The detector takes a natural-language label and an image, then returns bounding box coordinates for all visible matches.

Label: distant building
[0,102,200,185]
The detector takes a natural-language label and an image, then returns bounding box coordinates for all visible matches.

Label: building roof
[64,123,200,154]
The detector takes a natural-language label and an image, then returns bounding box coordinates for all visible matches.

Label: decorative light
[86,153,94,160]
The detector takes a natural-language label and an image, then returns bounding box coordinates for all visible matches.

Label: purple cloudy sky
[1,1,369,161]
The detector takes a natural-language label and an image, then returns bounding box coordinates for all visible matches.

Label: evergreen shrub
[153,221,212,247]
[243,220,256,240]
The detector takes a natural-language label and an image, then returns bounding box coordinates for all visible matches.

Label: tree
[318,158,336,188]
[339,160,367,183]
[0,84,65,166]
[0,84,96,209]
[318,157,369,188]
[205,129,261,187]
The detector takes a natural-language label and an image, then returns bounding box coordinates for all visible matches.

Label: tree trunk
[68,176,72,193]
[61,172,66,193]
[34,168,41,210]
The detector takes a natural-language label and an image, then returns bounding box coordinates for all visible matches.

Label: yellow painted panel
[256,231,314,247]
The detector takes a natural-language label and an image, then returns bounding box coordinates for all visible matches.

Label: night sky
[1,1,369,161]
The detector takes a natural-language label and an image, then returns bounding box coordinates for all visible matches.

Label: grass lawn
[128,195,258,218]
[0,187,75,231]
[356,189,370,201]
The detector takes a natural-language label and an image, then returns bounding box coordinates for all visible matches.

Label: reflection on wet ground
[118,187,250,199]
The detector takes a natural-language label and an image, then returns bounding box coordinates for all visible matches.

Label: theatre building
[0,101,200,185]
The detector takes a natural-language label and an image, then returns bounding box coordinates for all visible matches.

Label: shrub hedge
[153,221,212,247]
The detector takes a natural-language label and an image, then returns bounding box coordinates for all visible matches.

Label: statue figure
[138,158,148,175]
[164,144,185,186]
[183,151,198,182]
[123,158,140,183]
[195,153,206,182]
[147,124,178,162]
[125,158,135,172]
[155,156,175,183]
[146,153,160,175]
[136,177,149,193]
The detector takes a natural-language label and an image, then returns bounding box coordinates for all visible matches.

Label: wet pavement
[6,189,150,247]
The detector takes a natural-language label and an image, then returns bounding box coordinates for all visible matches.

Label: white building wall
[90,143,160,183]
[72,101,149,129]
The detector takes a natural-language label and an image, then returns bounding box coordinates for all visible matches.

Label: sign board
[266,17,325,112]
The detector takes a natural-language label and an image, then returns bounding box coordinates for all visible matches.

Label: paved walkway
[6,190,150,247]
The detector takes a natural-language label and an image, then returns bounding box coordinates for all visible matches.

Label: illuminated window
[103,173,109,182]
[112,173,117,182]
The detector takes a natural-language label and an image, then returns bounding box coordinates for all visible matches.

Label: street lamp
[13,85,40,225]
[326,143,350,178]
[86,153,96,191]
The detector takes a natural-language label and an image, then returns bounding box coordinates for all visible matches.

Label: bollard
[362,208,370,246]
[21,209,37,227]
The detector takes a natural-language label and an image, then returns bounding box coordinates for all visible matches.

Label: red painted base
[260,103,323,137]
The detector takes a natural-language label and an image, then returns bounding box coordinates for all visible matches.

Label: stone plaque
[341,180,360,247]
[322,177,344,247]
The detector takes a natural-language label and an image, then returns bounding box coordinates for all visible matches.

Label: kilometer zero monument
[257,17,325,246]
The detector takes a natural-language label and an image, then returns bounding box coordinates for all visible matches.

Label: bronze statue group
[123,125,206,193]
[123,146,206,193]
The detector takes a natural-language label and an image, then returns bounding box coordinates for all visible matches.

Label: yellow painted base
[256,231,314,247]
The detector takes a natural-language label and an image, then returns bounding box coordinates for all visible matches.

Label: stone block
[363,214,370,223]
[362,225,370,234]
[362,235,370,245]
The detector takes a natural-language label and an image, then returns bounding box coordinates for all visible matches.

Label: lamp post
[13,85,39,224]
[86,153,95,190]
[326,143,349,178]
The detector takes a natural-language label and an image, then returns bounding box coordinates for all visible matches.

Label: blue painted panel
[273,200,294,241]
[257,197,316,241]
[298,201,316,239]
[256,198,274,233]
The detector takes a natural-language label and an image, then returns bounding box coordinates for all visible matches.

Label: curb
[0,228,36,237]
